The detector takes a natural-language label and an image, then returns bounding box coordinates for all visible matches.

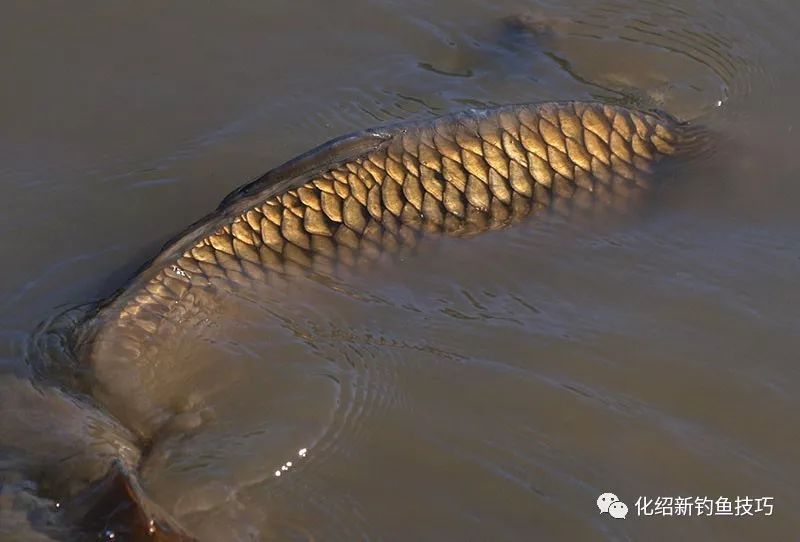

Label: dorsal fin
[86,128,397,314]
[66,460,196,541]
[217,127,394,209]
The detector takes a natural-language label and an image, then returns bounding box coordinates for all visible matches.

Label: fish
[24,101,705,540]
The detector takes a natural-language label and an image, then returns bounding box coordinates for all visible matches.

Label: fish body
[30,101,701,540]
[81,101,693,433]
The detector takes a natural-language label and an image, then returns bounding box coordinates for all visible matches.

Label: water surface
[1,1,798,540]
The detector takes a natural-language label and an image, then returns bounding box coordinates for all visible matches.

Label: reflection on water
[1,0,799,540]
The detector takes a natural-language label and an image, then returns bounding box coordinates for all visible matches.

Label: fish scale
[87,101,692,389]
[60,99,704,541]
[194,105,660,278]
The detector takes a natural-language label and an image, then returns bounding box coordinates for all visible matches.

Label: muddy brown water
[1,1,799,540]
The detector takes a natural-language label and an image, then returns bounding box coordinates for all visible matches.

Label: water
[1,1,799,540]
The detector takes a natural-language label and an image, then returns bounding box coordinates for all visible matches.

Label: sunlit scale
[62,100,701,540]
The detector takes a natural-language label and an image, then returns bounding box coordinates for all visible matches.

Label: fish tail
[65,460,196,542]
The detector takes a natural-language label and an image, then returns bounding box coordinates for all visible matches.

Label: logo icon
[597,492,628,519]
